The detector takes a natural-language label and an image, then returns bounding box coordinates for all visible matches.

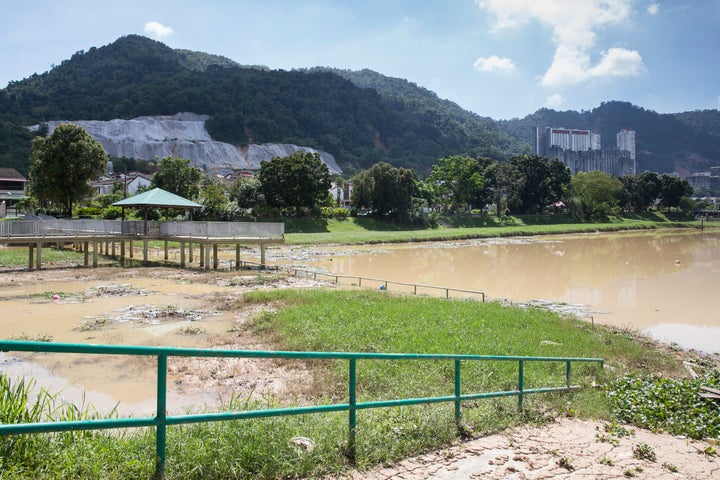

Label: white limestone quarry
[34,113,342,175]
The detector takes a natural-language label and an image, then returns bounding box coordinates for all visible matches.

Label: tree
[228,175,261,209]
[570,171,623,220]
[349,169,375,211]
[427,155,491,213]
[257,151,332,215]
[29,123,108,216]
[197,177,231,220]
[505,155,564,214]
[547,158,571,203]
[658,174,693,211]
[484,160,516,217]
[365,162,416,221]
[151,156,201,200]
[621,172,660,212]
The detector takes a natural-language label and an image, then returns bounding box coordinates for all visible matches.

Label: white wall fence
[0,220,284,239]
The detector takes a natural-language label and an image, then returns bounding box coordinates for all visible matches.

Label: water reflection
[315,230,720,353]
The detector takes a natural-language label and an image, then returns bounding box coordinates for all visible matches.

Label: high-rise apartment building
[616,129,636,175]
[534,126,636,177]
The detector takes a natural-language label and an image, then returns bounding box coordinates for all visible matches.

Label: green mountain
[0,35,516,176]
[1,34,718,178]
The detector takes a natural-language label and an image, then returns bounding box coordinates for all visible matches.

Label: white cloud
[144,21,174,38]
[545,93,566,109]
[476,0,645,86]
[589,47,646,77]
[648,3,660,15]
[473,55,516,74]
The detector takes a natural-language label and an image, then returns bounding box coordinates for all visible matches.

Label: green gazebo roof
[113,188,201,209]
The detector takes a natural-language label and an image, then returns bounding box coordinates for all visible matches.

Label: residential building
[0,168,28,217]
[330,181,352,207]
[687,167,720,195]
[534,126,636,177]
[91,172,153,196]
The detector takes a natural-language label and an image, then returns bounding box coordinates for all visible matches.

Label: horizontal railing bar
[0,384,584,436]
[294,269,485,297]
[0,341,604,365]
[165,404,350,426]
[0,417,156,435]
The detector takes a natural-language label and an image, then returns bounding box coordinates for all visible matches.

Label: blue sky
[1,0,718,119]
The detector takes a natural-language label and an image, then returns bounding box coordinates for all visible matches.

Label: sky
[1,0,718,120]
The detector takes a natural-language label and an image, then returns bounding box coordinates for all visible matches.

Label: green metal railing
[0,340,603,479]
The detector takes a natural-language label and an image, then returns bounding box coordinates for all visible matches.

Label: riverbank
[282,213,704,245]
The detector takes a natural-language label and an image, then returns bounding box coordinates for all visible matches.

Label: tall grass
[0,289,692,479]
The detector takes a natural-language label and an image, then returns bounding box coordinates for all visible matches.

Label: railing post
[155,354,168,479]
[348,358,357,464]
[454,360,462,429]
[566,360,571,389]
[517,360,524,411]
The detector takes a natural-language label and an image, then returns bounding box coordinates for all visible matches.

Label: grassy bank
[4,288,716,479]
[282,213,702,245]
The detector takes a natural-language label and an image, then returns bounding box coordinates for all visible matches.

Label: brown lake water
[309,230,720,354]
[1,229,718,415]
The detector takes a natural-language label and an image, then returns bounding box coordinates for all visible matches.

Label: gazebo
[112,187,201,234]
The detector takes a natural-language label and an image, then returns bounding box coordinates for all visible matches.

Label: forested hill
[496,102,720,175]
[1,34,718,178]
[0,34,517,176]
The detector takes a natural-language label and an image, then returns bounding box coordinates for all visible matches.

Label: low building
[330,182,352,207]
[91,173,153,196]
[0,168,28,217]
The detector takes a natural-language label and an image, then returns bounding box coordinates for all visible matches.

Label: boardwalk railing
[0,340,603,479]
[288,267,486,301]
[0,219,284,239]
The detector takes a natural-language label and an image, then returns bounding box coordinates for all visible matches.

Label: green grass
[0,274,713,479]
[0,247,87,269]
[283,214,701,245]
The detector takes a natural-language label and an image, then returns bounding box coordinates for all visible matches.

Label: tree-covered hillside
[0,35,517,176]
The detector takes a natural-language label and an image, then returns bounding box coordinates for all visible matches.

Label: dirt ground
[2,265,719,479]
[333,417,719,480]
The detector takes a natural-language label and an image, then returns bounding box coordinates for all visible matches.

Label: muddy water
[312,230,720,353]
[1,229,718,416]
[0,277,239,415]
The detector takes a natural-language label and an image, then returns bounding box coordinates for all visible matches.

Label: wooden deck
[1,220,284,270]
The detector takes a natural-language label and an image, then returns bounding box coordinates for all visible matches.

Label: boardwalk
[0,219,284,270]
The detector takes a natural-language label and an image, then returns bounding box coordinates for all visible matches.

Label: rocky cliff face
[36,113,342,175]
